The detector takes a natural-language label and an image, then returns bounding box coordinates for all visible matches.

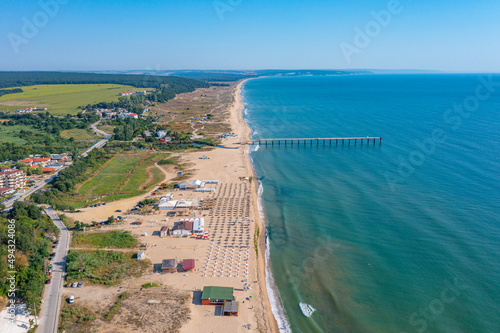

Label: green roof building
[201,286,234,305]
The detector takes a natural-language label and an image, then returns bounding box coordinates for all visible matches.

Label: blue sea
[242,75,500,333]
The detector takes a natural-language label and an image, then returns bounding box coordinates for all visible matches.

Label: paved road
[37,207,70,333]
[81,121,111,157]
[1,169,67,210]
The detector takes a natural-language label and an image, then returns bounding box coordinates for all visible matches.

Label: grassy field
[0,124,32,144]
[57,152,167,208]
[72,231,138,249]
[60,128,100,142]
[0,84,147,115]
[65,250,150,285]
[78,152,165,196]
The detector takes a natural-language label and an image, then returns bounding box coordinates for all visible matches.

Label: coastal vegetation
[59,306,96,332]
[59,290,191,333]
[65,250,150,285]
[71,231,138,249]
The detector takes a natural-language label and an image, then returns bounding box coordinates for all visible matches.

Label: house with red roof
[33,158,51,166]
[18,158,34,167]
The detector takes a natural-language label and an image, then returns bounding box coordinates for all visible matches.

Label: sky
[1,0,499,72]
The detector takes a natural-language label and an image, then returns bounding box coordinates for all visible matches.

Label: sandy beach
[63,80,280,333]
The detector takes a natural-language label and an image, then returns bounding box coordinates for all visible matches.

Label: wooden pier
[240,137,382,146]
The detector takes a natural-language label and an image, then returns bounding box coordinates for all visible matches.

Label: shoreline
[57,79,283,333]
[234,79,286,332]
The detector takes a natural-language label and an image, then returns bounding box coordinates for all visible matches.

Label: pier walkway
[239,137,382,146]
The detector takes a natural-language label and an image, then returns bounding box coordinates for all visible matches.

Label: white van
[69,296,74,303]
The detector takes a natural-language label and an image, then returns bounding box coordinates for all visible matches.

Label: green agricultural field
[0,84,147,115]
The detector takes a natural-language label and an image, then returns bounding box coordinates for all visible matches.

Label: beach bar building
[201,286,234,305]
[161,259,177,273]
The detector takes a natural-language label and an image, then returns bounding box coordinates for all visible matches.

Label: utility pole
[33,302,38,326]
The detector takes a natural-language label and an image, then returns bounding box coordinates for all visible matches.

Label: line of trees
[0,202,59,312]
[0,88,23,97]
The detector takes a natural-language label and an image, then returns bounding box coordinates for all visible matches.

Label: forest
[0,71,208,90]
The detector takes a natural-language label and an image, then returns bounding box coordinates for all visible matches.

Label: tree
[108,216,114,224]
[36,165,43,175]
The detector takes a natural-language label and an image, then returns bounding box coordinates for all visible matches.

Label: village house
[18,158,34,167]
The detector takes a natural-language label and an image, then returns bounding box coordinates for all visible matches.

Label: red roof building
[33,158,51,166]
[19,158,34,166]
[182,259,195,271]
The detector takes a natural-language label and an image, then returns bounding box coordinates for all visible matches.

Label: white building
[159,200,178,211]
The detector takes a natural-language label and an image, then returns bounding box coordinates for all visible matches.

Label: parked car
[45,279,51,284]
[115,210,122,212]
[77,282,83,287]
[102,203,106,205]
[72,282,78,288]
[69,296,74,303]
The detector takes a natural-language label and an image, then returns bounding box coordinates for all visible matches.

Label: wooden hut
[161,259,177,273]
[223,301,239,316]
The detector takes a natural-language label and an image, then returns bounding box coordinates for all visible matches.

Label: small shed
[223,301,239,316]
[161,259,177,273]
[137,250,145,260]
[177,181,190,190]
[201,286,234,305]
[182,259,195,271]
[160,226,168,237]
